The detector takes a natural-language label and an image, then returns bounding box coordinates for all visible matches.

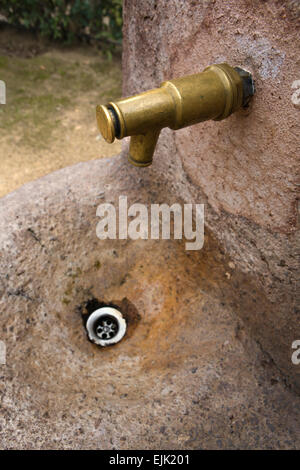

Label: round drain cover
[86,307,126,346]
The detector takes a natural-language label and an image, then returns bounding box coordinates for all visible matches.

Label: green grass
[0,52,122,148]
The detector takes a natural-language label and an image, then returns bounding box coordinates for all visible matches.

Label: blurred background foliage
[0,0,122,54]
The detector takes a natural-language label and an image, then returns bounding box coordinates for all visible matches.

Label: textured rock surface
[122,0,300,389]
[0,156,299,449]
[0,0,299,450]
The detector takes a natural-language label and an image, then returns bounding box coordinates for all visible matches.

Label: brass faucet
[96,63,254,167]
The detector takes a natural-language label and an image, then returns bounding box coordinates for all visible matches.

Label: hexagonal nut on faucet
[235,67,256,106]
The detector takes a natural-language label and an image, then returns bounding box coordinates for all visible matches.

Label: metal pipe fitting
[96,63,255,167]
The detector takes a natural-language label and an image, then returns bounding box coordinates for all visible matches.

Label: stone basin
[0,155,299,449]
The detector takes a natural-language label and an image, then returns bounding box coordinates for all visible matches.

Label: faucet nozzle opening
[96,104,122,143]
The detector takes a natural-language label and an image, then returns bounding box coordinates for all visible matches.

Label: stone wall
[122,0,300,389]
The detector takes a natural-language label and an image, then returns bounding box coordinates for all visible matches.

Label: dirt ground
[0,24,122,197]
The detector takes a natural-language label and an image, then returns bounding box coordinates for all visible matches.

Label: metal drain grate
[86,307,126,346]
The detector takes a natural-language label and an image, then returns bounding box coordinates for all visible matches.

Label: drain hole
[77,297,141,347]
[85,306,126,347]
[94,314,119,340]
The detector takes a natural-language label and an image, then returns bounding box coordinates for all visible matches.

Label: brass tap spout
[96,63,254,167]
